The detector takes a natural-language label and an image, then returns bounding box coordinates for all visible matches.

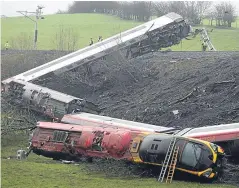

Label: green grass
[171,27,239,51]
[1,134,237,188]
[1,13,239,51]
[171,17,239,51]
[1,14,142,50]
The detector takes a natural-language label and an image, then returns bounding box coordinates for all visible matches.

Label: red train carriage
[31,122,138,160]
[30,121,225,180]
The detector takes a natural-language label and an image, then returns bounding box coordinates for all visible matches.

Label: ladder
[200,28,216,51]
[158,137,177,182]
[166,146,179,183]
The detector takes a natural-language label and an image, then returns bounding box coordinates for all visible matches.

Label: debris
[172,110,180,119]
[61,160,75,164]
[171,87,199,105]
[16,149,27,160]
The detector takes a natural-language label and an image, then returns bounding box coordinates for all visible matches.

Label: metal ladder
[166,146,179,183]
[200,28,216,51]
[158,137,177,182]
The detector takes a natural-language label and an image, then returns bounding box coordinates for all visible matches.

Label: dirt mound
[1,50,69,80]
[37,51,239,128]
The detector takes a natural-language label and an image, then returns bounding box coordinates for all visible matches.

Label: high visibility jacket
[5,43,10,49]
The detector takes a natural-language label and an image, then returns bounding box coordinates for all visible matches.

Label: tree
[153,1,212,25]
[214,2,236,27]
[205,11,217,26]
[53,25,79,51]
[68,1,119,14]
[10,32,33,50]
[153,1,185,18]
[67,1,152,22]
[68,1,91,13]
[184,1,212,24]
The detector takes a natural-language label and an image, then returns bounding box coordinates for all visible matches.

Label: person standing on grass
[89,38,94,46]
[202,42,207,51]
[98,36,103,42]
[5,41,10,50]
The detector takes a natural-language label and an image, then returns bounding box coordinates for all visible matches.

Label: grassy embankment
[1,14,239,51]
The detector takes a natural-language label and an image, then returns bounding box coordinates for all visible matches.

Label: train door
[130,137,141,153]
[130,135,144,163]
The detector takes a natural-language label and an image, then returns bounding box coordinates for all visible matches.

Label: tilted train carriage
[29,120,224,180]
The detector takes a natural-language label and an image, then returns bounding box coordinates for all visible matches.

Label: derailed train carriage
[29,117,225,181]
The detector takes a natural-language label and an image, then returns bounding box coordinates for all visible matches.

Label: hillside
[34,51,238,128]
[1,14,239,51]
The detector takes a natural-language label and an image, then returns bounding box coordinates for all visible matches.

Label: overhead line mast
[17,5,45,49]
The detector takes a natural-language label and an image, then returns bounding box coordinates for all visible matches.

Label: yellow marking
[209,173,215,178]
[218,146,224,153]
[130,137,141,153]
[131,160,215,179]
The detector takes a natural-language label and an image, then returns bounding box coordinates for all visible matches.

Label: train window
[132,142,138,149]
[53,131,68,142]
[181,142,202,168]
[155,144,158,150]
[151,144,155,150]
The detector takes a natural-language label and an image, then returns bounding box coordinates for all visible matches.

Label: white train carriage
[2,12,190,84]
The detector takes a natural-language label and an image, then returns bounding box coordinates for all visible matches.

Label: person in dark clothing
[98,36,103,42]
[202,42,207,51]
[89,38,94,46]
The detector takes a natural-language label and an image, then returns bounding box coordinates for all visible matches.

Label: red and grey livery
[30,116,226,180]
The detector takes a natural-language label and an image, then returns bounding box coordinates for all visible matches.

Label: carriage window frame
[154,144,158,150]
[151,144,155,150]
[52,130,68,142]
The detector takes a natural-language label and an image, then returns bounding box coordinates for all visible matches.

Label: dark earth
[1,50,239,185]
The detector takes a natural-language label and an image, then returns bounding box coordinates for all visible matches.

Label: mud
[1,50,239,185]
[38,51,239,128]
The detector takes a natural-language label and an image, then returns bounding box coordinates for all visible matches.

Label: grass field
[1,14,142,50]
[171,27,239,51]
[1,134,237,188]
[1,14,239,51]
[172,17,239,51]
